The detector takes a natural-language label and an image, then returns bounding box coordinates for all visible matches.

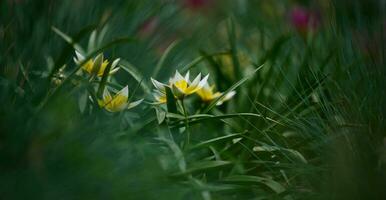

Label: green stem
[181,97,190,149]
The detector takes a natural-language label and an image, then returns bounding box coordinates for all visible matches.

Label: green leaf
[227,18,242,80]
[157,138,186,172]
[257,35,290,66]
[174,160,232,175]
[190,133,245,149]
[171,113,271,128]
[155,107,166,124]
[166,112,185,120]
[222,175,286,194]
[202,63,265,113]
[253,143,307,164]
[165,87,177,114]
[127,99,143,110]
[199,50,230,91]
[51,26,85,55]
[119,60,150,93]
[87,30,97,52]
[180,51,230,72]
[97,25,109,46]
[152,40,180,79]
[50,25,96,79]
[78,89,88,113]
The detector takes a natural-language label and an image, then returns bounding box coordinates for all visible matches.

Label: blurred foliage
[0,0,385,199]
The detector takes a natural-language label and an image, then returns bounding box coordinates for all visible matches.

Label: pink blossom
[290,6,320,33]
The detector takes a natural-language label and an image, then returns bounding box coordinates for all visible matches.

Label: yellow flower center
[197,86,221,102]
[82,59,109,77]
[157,95,167,103]
[174,79,188,92]
[98,93,128,112]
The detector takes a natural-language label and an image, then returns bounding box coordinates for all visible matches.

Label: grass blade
[202,63,265,113]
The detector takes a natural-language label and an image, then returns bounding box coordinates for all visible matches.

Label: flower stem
[181,97,190,149]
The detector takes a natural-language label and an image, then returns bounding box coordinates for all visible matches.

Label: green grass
[1,0,385,199]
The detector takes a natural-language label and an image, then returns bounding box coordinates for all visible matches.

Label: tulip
[151,70,209,102]
[196,80,236,105]
[74,51,120,77]
[97,86,143,112]
[169,70,209,98]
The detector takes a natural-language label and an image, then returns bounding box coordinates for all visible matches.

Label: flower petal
[97,60,110,77]
[216,91,236,106]
[198,74,210,88]
[184,71,190,82]
[107,102,128,112]
[172,84,185,98]
[224,90,236,101]
[91,53,104,75]
[75,50,85,61]
[151,78,166,91]
[109,67,120,75]
[128,99,144,109]
[174,70,185,82]
[189,73,201,88]
[103,88,112,102]
[111,58,121,69]
[116,85,129,98]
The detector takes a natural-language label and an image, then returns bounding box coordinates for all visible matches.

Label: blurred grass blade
[78,89,88,113]
[165,87,177,114]
[152,40,180,78]
[227,18,242,80]
[52,26,85,55]
[166,113,185,120]
[200,50,230,91]
[258,35,290,66]
[97,57,112,97]
[18,62,34,93]
[181,51,230,72]
[190,133,245,149]
[155,107,166,124]
[174,161,232,176]
[171,113,282,128]
[97,25,109,46]
[223,175,286,194]
[87,30,97,52]
[119,59,150,93]
[157,138,186,172]
[203,63,265,113]
[253,144,307,164]
[50,25,96,78]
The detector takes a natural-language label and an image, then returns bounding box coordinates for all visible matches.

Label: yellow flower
[169,70,209,98]
[97,86,143,112]
[150,70,209,103]
[196,85,222,102]
[74,51,120,77]
[197,80,236,105]
[153,90,167,104]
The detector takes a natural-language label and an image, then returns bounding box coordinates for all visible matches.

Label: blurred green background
[1,0,385,199]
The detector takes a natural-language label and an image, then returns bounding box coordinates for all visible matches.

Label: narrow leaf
[202,63,265,113]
